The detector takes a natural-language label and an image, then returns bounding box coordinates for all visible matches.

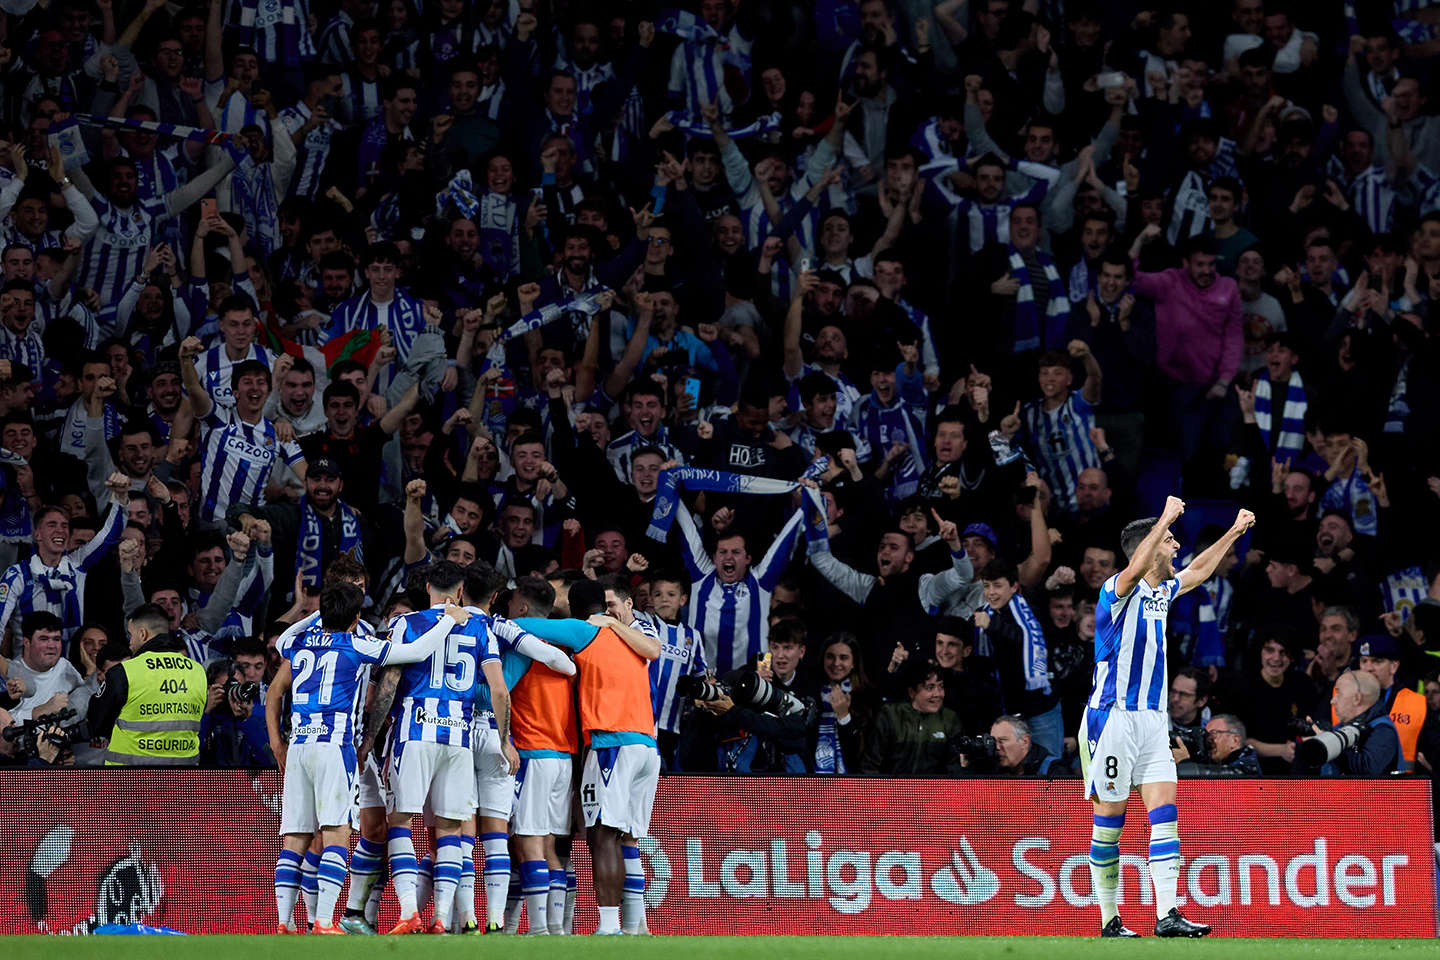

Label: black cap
[309,457,342,478]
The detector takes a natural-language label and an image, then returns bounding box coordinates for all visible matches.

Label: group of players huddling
[265,494,1248,937]
[265,556,658,936]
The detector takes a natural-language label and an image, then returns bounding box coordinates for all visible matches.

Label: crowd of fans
[0,0,1439,781]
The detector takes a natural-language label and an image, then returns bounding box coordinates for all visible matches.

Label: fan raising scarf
[477,190,520,278]
[48,114,245,168]
[0,448,32,543]
[665,110,781,140]
[499,288,611,341]
[296,496,364,588]
[1253,371,1306,462]
[646,466,828,554]
[1008,246,1068,353]
[979,593,1051,694]
[436,169,480,219]
[815,678,851,774]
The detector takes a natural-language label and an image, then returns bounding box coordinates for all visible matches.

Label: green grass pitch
[5,936,1440,960]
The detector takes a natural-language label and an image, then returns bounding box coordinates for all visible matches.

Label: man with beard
[783,275,863,430]
[1130,227,1242,476]
[1307,606,1357,689]
[532,224,646,361]
[809,510,975,677]
[231,457,375,593]
[141,361,187,447]
[432,217,491,317]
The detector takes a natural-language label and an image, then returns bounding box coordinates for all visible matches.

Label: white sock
[274,850,302,929]
[315,845,348,928]
[387,827,419,917]
[505,861,524,932]
[414,854,434,914]
[621,844,646,934]
[1089,814,1123,925]
[345,837,384,916]
[431,836,463,931]
[1148,804,1181,917]
[564,863,576,933]
[521,859,549,934]
[299,849,321,925]
[596,904,621,934]
[456,834,476,927]
[481,832,510,926]
[547,869,567,934]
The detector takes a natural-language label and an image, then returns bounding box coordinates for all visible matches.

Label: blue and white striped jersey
[954,186,1046,253]
[78,194,170,306]
[193,343,275,410]
[1089,574,1178,712]
[196,408,305,523]
[471,611,537,719]
[279,622,393,747]
[1020,390,1100,514]
[641,613,707,734]
[390,605,499,749]
[676,504,804,674]
[277,103,344,200]
[0,504,124,641]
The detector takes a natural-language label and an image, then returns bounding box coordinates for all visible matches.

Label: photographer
[1294,670,1402,775]
[963,715,1059,776]
[89,604,209,766]
[1174,714,1261,776]
[1168,667,1212,763]
[683,621,818,773]
[860,662,964,776]
[199,641,275,768]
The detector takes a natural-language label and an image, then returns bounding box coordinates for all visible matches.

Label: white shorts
[473,721,515,820]
[355,753,386,811]
[580,743,659,837]
[513,755,572,836]
[280,742,357,835]
[1079,708,1176,803]
[388,739,477,821]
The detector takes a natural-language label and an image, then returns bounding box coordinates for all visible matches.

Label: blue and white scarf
[477,191,520,278]
[1254,370,1306,462]
[1008,247,1068,353]
[646,466,828,554]
[0,448,32,543]
[815,678,850,774]
[230,154,282,257]
[665,110,781,141]
[436,169,480,219]
[1177,550,1232,667]
[1381,565,1427,625]
[500,288,611,341]
[296,496,364,589]
[981,593,1051,694]
[49,114,244,168]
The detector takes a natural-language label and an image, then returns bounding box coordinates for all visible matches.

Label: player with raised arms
[1081,496,1253,938]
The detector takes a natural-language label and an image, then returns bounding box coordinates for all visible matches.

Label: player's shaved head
[568,579,607,619]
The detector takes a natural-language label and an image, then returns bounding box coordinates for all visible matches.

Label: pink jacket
[1132,267,1244,387]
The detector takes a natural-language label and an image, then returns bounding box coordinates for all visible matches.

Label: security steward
[89,604,208,766]
[1330,634,1427,772]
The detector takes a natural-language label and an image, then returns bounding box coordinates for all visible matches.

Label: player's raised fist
[1231,508,1255,533]
[1162,495,1185,521]
[406,478,427,501]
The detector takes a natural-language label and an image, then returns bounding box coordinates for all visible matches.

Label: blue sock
[315,845,348,927]
[274,850,303,929]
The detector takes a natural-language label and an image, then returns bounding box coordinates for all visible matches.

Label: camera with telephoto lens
[678,673,811,718]
[1298,721,1366,766]
[955,734,997,760]
[2,707,81,763]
